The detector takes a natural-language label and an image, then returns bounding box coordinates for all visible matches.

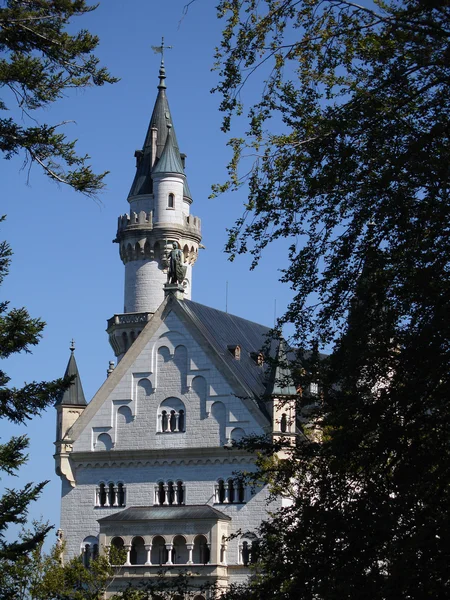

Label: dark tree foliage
[0,0,118,197]
[0,219,71,561]
[213,1,450,599]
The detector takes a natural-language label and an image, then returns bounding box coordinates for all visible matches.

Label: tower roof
[128,59,181,197]
[152,124,184,176]
[55,345,87,406]
[183,177,192,200]
[265,339,298,397]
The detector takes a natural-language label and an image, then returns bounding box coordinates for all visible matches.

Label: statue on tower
[167,242,186,285]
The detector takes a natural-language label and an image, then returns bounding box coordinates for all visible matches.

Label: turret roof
[265,339,298,397]
[128,59,181,197]
[55,347,86,406]
[152,124,185,176]
[183,177,192,200]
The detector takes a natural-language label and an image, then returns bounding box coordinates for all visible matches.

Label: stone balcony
[107,312,153,360]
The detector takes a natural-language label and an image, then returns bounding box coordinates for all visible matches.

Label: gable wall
[73,311,264,453]
[61,309,275,574]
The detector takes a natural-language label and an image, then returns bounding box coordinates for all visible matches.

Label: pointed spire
[152,123,185,175]
[266,339,298,397]
[128,50,180,198]
[55,343,87,406]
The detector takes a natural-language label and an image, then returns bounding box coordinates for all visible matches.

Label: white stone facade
[58,305,279,592]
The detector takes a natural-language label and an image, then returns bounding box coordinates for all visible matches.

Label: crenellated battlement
[116,212,201,237]
[117,210,153,232]
[184,214,201,233]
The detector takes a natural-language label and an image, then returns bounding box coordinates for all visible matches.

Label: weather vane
[151,36,173,60]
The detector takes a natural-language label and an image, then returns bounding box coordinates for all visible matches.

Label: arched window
[168,193,175,208]
[237,480,246,503]
[161,410,168,432]
[167,481,175,505]
[215,478,246,504]
[228,479,235,503]
[193,535,209,564]
[96,481,126,507]
[158,398,186,433]
[157,481,165,505]
[155,481,184,505]
[173,535,188,564]
[108,482,116,506]
[179,409,185,432]
[216,479,225,503]
[151,536,166,565]
[280,413,288,433]
[81,536,98,567]
[239,533,259,565]
[98,482,107,507]
[177,480,185,505]
[130,536,146,565]
[109,537,125,565]
[117,482,126,506]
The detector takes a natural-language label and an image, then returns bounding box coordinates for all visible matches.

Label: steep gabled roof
[180,299,273,401]
[55,349,86,406]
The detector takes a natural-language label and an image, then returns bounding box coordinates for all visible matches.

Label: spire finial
[70,339,75,352]
[152,36,172,89]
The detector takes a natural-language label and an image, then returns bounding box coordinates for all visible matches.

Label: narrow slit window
[168,193,175,208]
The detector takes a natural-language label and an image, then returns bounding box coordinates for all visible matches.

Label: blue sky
[0,0,294,548]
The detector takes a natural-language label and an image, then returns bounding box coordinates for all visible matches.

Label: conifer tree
[0,221,71,561]
[0,0,117,197]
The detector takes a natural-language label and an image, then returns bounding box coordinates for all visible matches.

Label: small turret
[54,342,87,487]
[265,340,298,442]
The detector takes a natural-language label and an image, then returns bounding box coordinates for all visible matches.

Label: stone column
[187,543,194,564]
[113,486,119,507]
[165,544,173,565]
[222,543,227,565]
[224,483,229,503]
[163,484,169,505]
[207,543,212,565]
[144,544,152,566]
[124,544,132,566]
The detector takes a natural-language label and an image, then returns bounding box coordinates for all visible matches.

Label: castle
[54,58,298,597]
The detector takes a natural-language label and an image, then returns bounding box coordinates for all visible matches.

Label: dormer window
[228,345,241,360]
[251,351,264,366]
[168,193,175,208]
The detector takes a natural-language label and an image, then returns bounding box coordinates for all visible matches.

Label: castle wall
[124,260,166,313]
[74,311,260,453]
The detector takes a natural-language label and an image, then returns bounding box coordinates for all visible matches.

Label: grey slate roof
[55,350,86,406]
[98,505,231,523]
[128,62,181,198]
[179,300,274,403]
[183,178,192,200]
[152,125,184,176]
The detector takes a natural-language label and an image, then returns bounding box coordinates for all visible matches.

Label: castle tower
[108,59,202,360]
